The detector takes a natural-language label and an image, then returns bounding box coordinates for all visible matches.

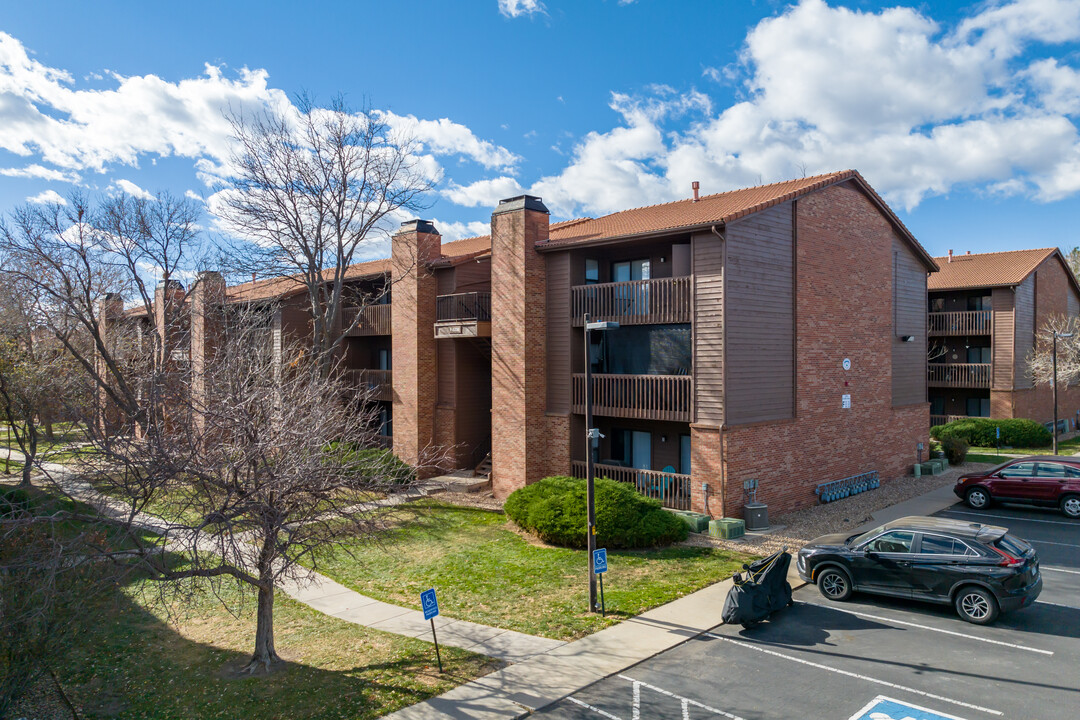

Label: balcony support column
[690,424,725,518]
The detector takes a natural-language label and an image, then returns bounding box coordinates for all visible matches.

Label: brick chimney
[490,195,562,498]
[392,219,441,477]
[190,271,226,437]
[948,249,953,263]
[96,293,125,436]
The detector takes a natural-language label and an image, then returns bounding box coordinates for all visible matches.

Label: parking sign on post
[420,588,442,672]
[593,548,608,615]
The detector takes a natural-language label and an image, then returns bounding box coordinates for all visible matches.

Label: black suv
[797,516,1041,624]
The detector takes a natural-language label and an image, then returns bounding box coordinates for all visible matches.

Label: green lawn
[312,503,755,641]
[968,435,1080,456]
[965,453,1013,465]
[57,575,497,719]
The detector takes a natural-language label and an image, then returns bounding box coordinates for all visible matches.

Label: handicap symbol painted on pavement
[847,695,971,720]
[420,588,439,620]
[593,548,608,574]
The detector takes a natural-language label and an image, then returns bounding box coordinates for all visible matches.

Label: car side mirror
[866,550,880,561]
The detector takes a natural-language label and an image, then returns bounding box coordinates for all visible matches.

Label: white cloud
[0,164,79,182]
[434,219,490,241]
[26,189,65,205]
[442,176,523,207]
[111,178,154,200]
[531,0,1080,216]
[380,112,519,170]
[498,0,544,18]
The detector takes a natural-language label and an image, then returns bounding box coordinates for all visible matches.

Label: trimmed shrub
[942,436,969,465]
[504,475,688,549]
[328,443,415,485]
[930,418,1051,448]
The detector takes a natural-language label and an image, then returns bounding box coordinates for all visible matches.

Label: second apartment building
[392,170,938,517]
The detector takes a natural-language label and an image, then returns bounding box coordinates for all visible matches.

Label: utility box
[709,518,745,539]
[743,502,769,531]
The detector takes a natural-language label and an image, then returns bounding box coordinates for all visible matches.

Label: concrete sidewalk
[3,455,563,664]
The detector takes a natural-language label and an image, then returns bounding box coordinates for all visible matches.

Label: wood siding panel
[1014,276,1035,389]
[693,231,724,424]
[892,235,927,406]
[453,258,491,293]
[437,337,455,405]
[992,288,1014,389]
[546,252,572,412]
[454,340,491,464]
[723,202,794,425]
[1069,286,1080,319]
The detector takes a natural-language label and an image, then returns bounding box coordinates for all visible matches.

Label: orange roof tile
[927,248,1058,291]
[226,258,391,303]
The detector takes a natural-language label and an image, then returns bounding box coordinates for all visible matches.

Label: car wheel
[817,567,852,602]
[965,487,991,510]
[1061,495,1080,519]
[954,586,999,625]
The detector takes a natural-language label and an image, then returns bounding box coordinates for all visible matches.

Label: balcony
[931,414,971,427]
[571,277,691,326]
[928,310,991,336]
[570,460,691,510]
[344,304,391,336]
[345,368,393,401]
[928,363,990,389]
[435,292,491,339]
[572,373,692,422]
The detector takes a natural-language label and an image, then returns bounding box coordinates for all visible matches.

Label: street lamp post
[583,312,618,613]
[1053,331,1075,455]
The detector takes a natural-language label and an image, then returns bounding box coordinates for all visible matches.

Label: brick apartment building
[111,170,940,518]
[928,247,1080,429]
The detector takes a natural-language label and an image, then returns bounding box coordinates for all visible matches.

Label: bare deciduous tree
[217,95,432,376]
[1028,314,1080,388]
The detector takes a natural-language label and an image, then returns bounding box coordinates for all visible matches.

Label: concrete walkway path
[3,453,563,664]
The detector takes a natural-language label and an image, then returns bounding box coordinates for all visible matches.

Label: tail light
[991,546,1024,567]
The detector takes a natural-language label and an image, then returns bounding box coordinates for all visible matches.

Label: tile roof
[225,258,392,303]
[927,248,1058,291]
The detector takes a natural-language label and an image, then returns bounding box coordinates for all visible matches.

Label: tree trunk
[244,581,279,673]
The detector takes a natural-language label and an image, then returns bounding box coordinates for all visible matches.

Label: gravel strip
[680,463,995,557]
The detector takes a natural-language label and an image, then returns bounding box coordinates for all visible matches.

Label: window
[378,349,391,371]
[379,406,392,437]
[1036,463,1080,478]
[864,531,915,554]
[965,397,990,417]
[930,396,946,415]
[930,297,945,312]
[967,295,991,311]
[680,434,691,475]
[600,324,691,375]
[919,534,961,555]
[966,346,991,364]
[612,259,650,282]
[999,462,1036,478]
[585,259,599,285]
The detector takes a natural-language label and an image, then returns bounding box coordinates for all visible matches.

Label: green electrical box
[709,518,745,539]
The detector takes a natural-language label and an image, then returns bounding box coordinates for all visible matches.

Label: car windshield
[847,525,886,546]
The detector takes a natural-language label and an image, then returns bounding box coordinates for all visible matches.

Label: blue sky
[2,0,1080,263]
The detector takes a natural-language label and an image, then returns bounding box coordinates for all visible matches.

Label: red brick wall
[391,224,441,476]
[693,183,930,517]
[490,200,553,498]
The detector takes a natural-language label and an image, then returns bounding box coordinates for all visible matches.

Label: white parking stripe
[617,675,744,719]
[1028,538,1080,548]
[704,634,1003,716]
[568,696,623,720]
[1043,565,1080,575]
[803,603,1052,655]
[1037,600,1079,609]
[940,509,1078,527]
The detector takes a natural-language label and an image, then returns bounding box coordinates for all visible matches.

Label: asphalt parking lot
[534,500,1080,720]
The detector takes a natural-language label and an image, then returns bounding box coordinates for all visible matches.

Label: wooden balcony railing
[571,277,691,326]
[928,363,990,389]
[930,414,971,427]
[345,368,393,401]
[343,304,391,336]
[436,292,491,322]
[572,373,692,422]
[928,310,991,336]
[571,460,691,510]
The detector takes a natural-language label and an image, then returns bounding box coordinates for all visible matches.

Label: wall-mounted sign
[842,358,851,371]
[842,394,851,409]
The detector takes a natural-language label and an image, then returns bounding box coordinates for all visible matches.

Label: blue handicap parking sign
[848,695,969,720]
[420,588,439,620]
[593,548,608,574]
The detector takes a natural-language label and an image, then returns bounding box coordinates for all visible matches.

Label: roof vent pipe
[692,181,700,202]
[948,249,953,263]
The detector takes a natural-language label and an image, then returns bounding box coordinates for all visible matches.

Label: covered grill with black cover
[721,549,793,628]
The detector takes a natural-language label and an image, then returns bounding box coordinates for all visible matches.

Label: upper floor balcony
[571,373,692,422]
[343,304,391,336]
[928,310,991,337]
[345,368,393,401]
[928,363,990,389]
[571,277,691,326]
[435,292,491,339]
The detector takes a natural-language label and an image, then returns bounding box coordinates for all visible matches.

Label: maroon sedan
[955,456,1080,519]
